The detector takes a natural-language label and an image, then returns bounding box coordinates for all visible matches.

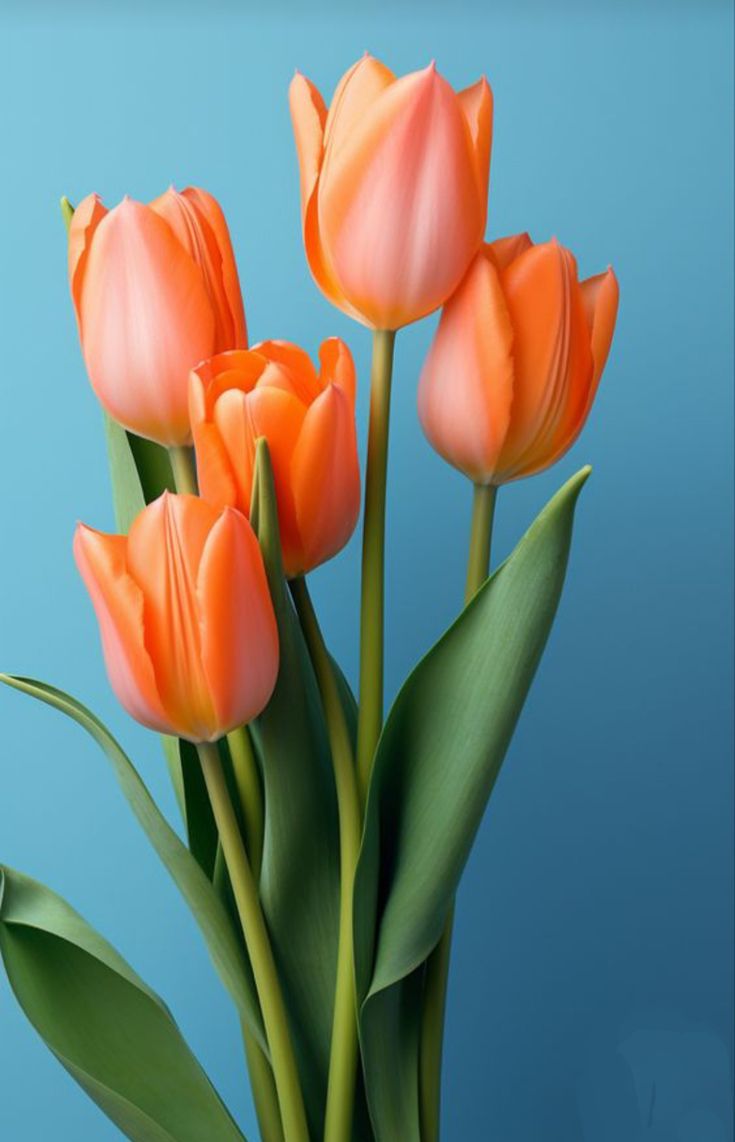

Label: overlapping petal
[419,235,618,485]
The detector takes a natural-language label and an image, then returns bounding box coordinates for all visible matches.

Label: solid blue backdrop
[1,2,732,1139]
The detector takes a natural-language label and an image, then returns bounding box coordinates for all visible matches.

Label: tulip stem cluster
[197,740,310,1142]
[356,329,397,803]
[226,726,265,878]
[290,575,363,1142]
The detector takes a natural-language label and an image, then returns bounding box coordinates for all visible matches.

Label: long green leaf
[0,865,246,1141]
[250,441,343,1138]
[353,467,590,1139]
[0,675,265,1053]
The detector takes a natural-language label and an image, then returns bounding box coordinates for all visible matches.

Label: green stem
[464,484,497,603]
[168,445,198,495]
[241,1022,285,1142]
[419,482,498,1142]
[197,742,309,1142]
[227,727,264,879]
[289,576,362,1142]
[356,329,396,805]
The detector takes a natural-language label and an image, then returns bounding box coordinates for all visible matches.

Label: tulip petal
[251,340,322,405]
[458,77,493,206]
[498,241,593,480]
[189,369,240,511]
[197,509,279,735]
[581,266,619,389]
[213,386,306,570]
[181,186,248,348]
[291,385,361,574]
[319,337,356,404]
[126,494,219,741]
[149,188,245,353]
[318,63,486,329]
[68,193,108,326]
[418,252,514,483]
[289,73,366,324]
[322,54,395,159]
[487,232,533,271]
[79,199,216,445]
[73,524,169,733]
[289,72,327,226]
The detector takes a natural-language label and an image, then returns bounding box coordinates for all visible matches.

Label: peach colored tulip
[74,493,278,742]
[418,234,619,484]
[69,188,247,446]
[289,56,492,331]
[190,339,360,578]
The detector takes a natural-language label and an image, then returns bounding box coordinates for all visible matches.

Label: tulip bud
[190,339,360,578]
[418,235,619,484]
[289,56,492,331]
[68,188,247,446]
[74,493,278,742]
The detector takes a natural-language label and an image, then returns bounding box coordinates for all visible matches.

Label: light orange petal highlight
[73,524,169,732]
[458,77,493,206]
[418,251,514,483]
[319,64,485,329]
[79,199,215,445]
[318,337,356,403]
[198,509,279,735]
[291,385,361,574]
[68,193,108,326]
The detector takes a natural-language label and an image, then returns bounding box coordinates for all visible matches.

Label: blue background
[1,2,732,1139]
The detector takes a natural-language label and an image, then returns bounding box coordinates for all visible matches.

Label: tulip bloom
[190,339,360,579]
[418,235,619,484]
[74,493,278,742]
[289,56,492,331]
[68,188,247,446]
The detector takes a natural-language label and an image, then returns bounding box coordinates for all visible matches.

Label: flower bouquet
[0,55,617,1142]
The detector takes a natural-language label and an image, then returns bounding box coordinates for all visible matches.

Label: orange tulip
[190,339,360,578]
[74,493,278,742]
[289,55,492,331]
[68,188,247,446]
[418,234,619,484]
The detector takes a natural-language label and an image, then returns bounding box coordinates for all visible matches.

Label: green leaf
[0,865,247,1141]
[103,417,218,876]
[353,467,590,1139]
[250,441,342,1138]
[0,675,265,1054]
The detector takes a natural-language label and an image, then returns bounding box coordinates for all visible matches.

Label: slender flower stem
[197,742,309,1142]
[419,482,498,1142]
[356,328,396,805]
[168,445,198,495]
[241,1022,285,1142]
[227,726,264,878]
[289,576,362,1142]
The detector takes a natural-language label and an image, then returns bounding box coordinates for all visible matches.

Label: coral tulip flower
[289,55,492,331]
[418,234,619,484]
[190,339,360,578]
[68,188,247,447]
[74,493,278,742]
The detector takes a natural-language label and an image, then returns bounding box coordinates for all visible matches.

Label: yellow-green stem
[227,727,264,879]
[197,742,309,1142]
[241,1021,285,1142]
[168,445,198,495]
[356,329,396,805]
[290,576,362,1142]
[419,482,497,1142]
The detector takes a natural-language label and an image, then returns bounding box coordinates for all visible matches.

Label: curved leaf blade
[0,865,246,1142]
[250,442,342,1137]
[354,468,590,1138]
[0,675,265,1053]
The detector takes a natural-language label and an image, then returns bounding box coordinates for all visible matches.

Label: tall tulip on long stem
[289,55,493,798]
[417,231,619,1140]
